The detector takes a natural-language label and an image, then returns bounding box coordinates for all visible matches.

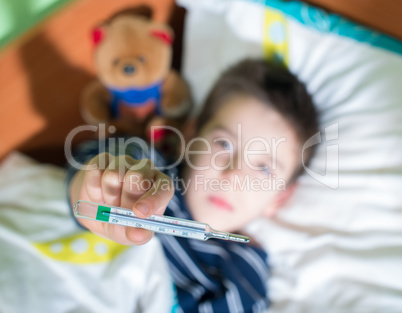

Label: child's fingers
[79,153,155,245]
[120,159,165,244]
[100,155,156,244]
[83,152,112,204]
[102,221,153,246]
[125,226,154,245]
[101,154,138,206]
[78,154,174,246]
[97,155,158,245]
[132,169,175,218]
[120,159,154,211]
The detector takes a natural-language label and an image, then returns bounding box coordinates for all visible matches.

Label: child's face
[183,95,301,232]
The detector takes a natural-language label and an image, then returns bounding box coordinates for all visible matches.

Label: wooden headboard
[307,0,401,41]
[0,0,400,165]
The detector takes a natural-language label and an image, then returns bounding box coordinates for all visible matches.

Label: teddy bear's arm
[160,70,192,118]
[80,79,112,124]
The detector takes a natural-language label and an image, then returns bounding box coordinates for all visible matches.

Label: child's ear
[263,183,297,218]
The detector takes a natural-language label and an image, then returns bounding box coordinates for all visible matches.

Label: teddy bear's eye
[138,55,146,63]
[123,64,136,75]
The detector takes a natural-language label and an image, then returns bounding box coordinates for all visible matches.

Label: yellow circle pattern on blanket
[264,8,288,65]
[33,231,129,264]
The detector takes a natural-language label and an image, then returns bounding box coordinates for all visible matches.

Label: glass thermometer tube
[74,200,250,243]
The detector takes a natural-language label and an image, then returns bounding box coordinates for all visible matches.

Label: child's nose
[220,155,248,180]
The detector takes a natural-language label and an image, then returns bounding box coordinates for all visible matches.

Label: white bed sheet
[0,152,174,313]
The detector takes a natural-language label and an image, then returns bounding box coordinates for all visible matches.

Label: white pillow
[178,0,402,312]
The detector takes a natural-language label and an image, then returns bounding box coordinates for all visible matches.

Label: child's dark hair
[196,58,319,182]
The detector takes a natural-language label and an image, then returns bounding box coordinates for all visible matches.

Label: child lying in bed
[67,58,318,312]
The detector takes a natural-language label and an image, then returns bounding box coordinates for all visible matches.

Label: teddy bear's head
[92,7,173,89]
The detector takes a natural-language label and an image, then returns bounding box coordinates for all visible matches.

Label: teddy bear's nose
[123,64,136,75]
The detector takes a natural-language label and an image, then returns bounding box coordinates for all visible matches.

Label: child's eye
[213,137,234,153]
[218,140,233,151]
[258,165,271,175]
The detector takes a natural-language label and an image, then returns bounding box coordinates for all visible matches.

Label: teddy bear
[81,6,192,153]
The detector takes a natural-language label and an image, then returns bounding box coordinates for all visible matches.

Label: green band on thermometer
[74,200,250,243]
[96,206,111,222]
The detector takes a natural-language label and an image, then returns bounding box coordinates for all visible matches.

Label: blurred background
[0,0,400,166]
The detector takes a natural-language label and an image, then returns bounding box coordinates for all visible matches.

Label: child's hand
[69,153,174,245]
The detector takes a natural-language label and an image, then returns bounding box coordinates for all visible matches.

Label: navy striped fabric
[66,139,270,313]
[161,189,270,313]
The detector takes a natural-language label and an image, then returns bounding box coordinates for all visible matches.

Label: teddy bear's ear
[108,5,153,21]
[92,27,106,47]
[150,29,173,45]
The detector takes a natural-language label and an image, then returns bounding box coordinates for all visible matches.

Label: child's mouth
[208,195,233,212]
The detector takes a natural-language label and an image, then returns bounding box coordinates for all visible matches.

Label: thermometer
[74,200,250,243]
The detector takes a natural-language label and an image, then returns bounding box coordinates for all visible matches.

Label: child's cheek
[189,153,211,173]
